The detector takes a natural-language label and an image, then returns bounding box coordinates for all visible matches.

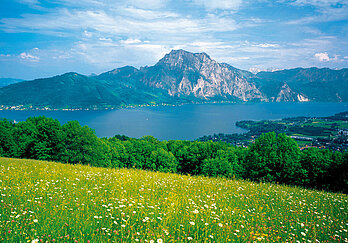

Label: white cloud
[19,52,40,61]
[286,0,348,24]
[99,37,112,42]
[314,52,330,61]
[121,7,179,19]
[18,0,40,5]
[192,0,243,10]
[121,38,142,45]
[83,30,93,38]
[291,0,348,7]
[313,52,342,62]
[0,8,238,36]
[127,0,167,9]
[254,43,279,48]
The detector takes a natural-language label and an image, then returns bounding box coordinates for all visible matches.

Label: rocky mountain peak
[156,49,214,70]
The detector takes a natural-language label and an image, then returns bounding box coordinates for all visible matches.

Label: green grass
[0,158,347,242]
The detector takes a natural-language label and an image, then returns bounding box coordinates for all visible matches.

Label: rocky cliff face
[138,50,266,101]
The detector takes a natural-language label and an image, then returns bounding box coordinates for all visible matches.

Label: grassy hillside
[0,158,347,242]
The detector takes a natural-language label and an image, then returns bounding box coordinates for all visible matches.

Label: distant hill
[253,67,348,102]
[0,50,347,109]
[0,78,24,87]
[0,72,170,109]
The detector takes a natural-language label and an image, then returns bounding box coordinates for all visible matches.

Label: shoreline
[1,100,345,111]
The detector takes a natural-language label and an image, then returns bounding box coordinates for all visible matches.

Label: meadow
[0,158,347,242]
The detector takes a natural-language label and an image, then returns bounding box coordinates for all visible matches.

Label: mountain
[135,50,265,102]
[0,72,167,109]
[0,73,122,109]
[0,50,347,109]
[253,67,348,102]
[0,78,24,87]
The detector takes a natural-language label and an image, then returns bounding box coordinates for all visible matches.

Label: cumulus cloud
[19,52,40,61]
[121,38,142,45]
[314,52,339,61]
[314,52,330,61]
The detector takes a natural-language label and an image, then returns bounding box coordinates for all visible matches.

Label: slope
[0,157,347,242]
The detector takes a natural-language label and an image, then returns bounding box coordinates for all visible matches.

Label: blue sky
[0,0,347,80]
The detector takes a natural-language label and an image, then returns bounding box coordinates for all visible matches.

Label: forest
[0,116,347,193]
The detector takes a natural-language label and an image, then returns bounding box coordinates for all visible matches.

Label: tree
[60,120,107,165]
[29,116,64,161]
[146,148,178,172]
[245,132,303,184]
[0,119,16,157]
[300,148,336,189]
[106,137,128,168]
[12,119,38,158]
[201,148,243,178]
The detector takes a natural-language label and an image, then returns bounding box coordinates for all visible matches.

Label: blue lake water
[0,103,347,140]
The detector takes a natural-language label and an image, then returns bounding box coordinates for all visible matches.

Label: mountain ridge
[1,49,347,109]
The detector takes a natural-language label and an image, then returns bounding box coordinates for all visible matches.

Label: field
[0,158,347,242]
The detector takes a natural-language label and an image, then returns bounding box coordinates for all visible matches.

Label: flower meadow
[0,158,347,242]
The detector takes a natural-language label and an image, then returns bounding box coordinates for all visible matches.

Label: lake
[0,103,347,140]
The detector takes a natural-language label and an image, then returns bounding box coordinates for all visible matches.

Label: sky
[0,0,347,80]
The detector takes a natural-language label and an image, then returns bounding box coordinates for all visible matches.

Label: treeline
[0,116,347,193]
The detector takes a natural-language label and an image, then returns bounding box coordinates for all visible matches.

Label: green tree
[12,119,38,158]
[106,137,128,168]
[60,120,106,165]
[146,148,178,172]
[0,119,16,157]
[29,116,64,161]
[300,148,336,189]
[245,132,303,184]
